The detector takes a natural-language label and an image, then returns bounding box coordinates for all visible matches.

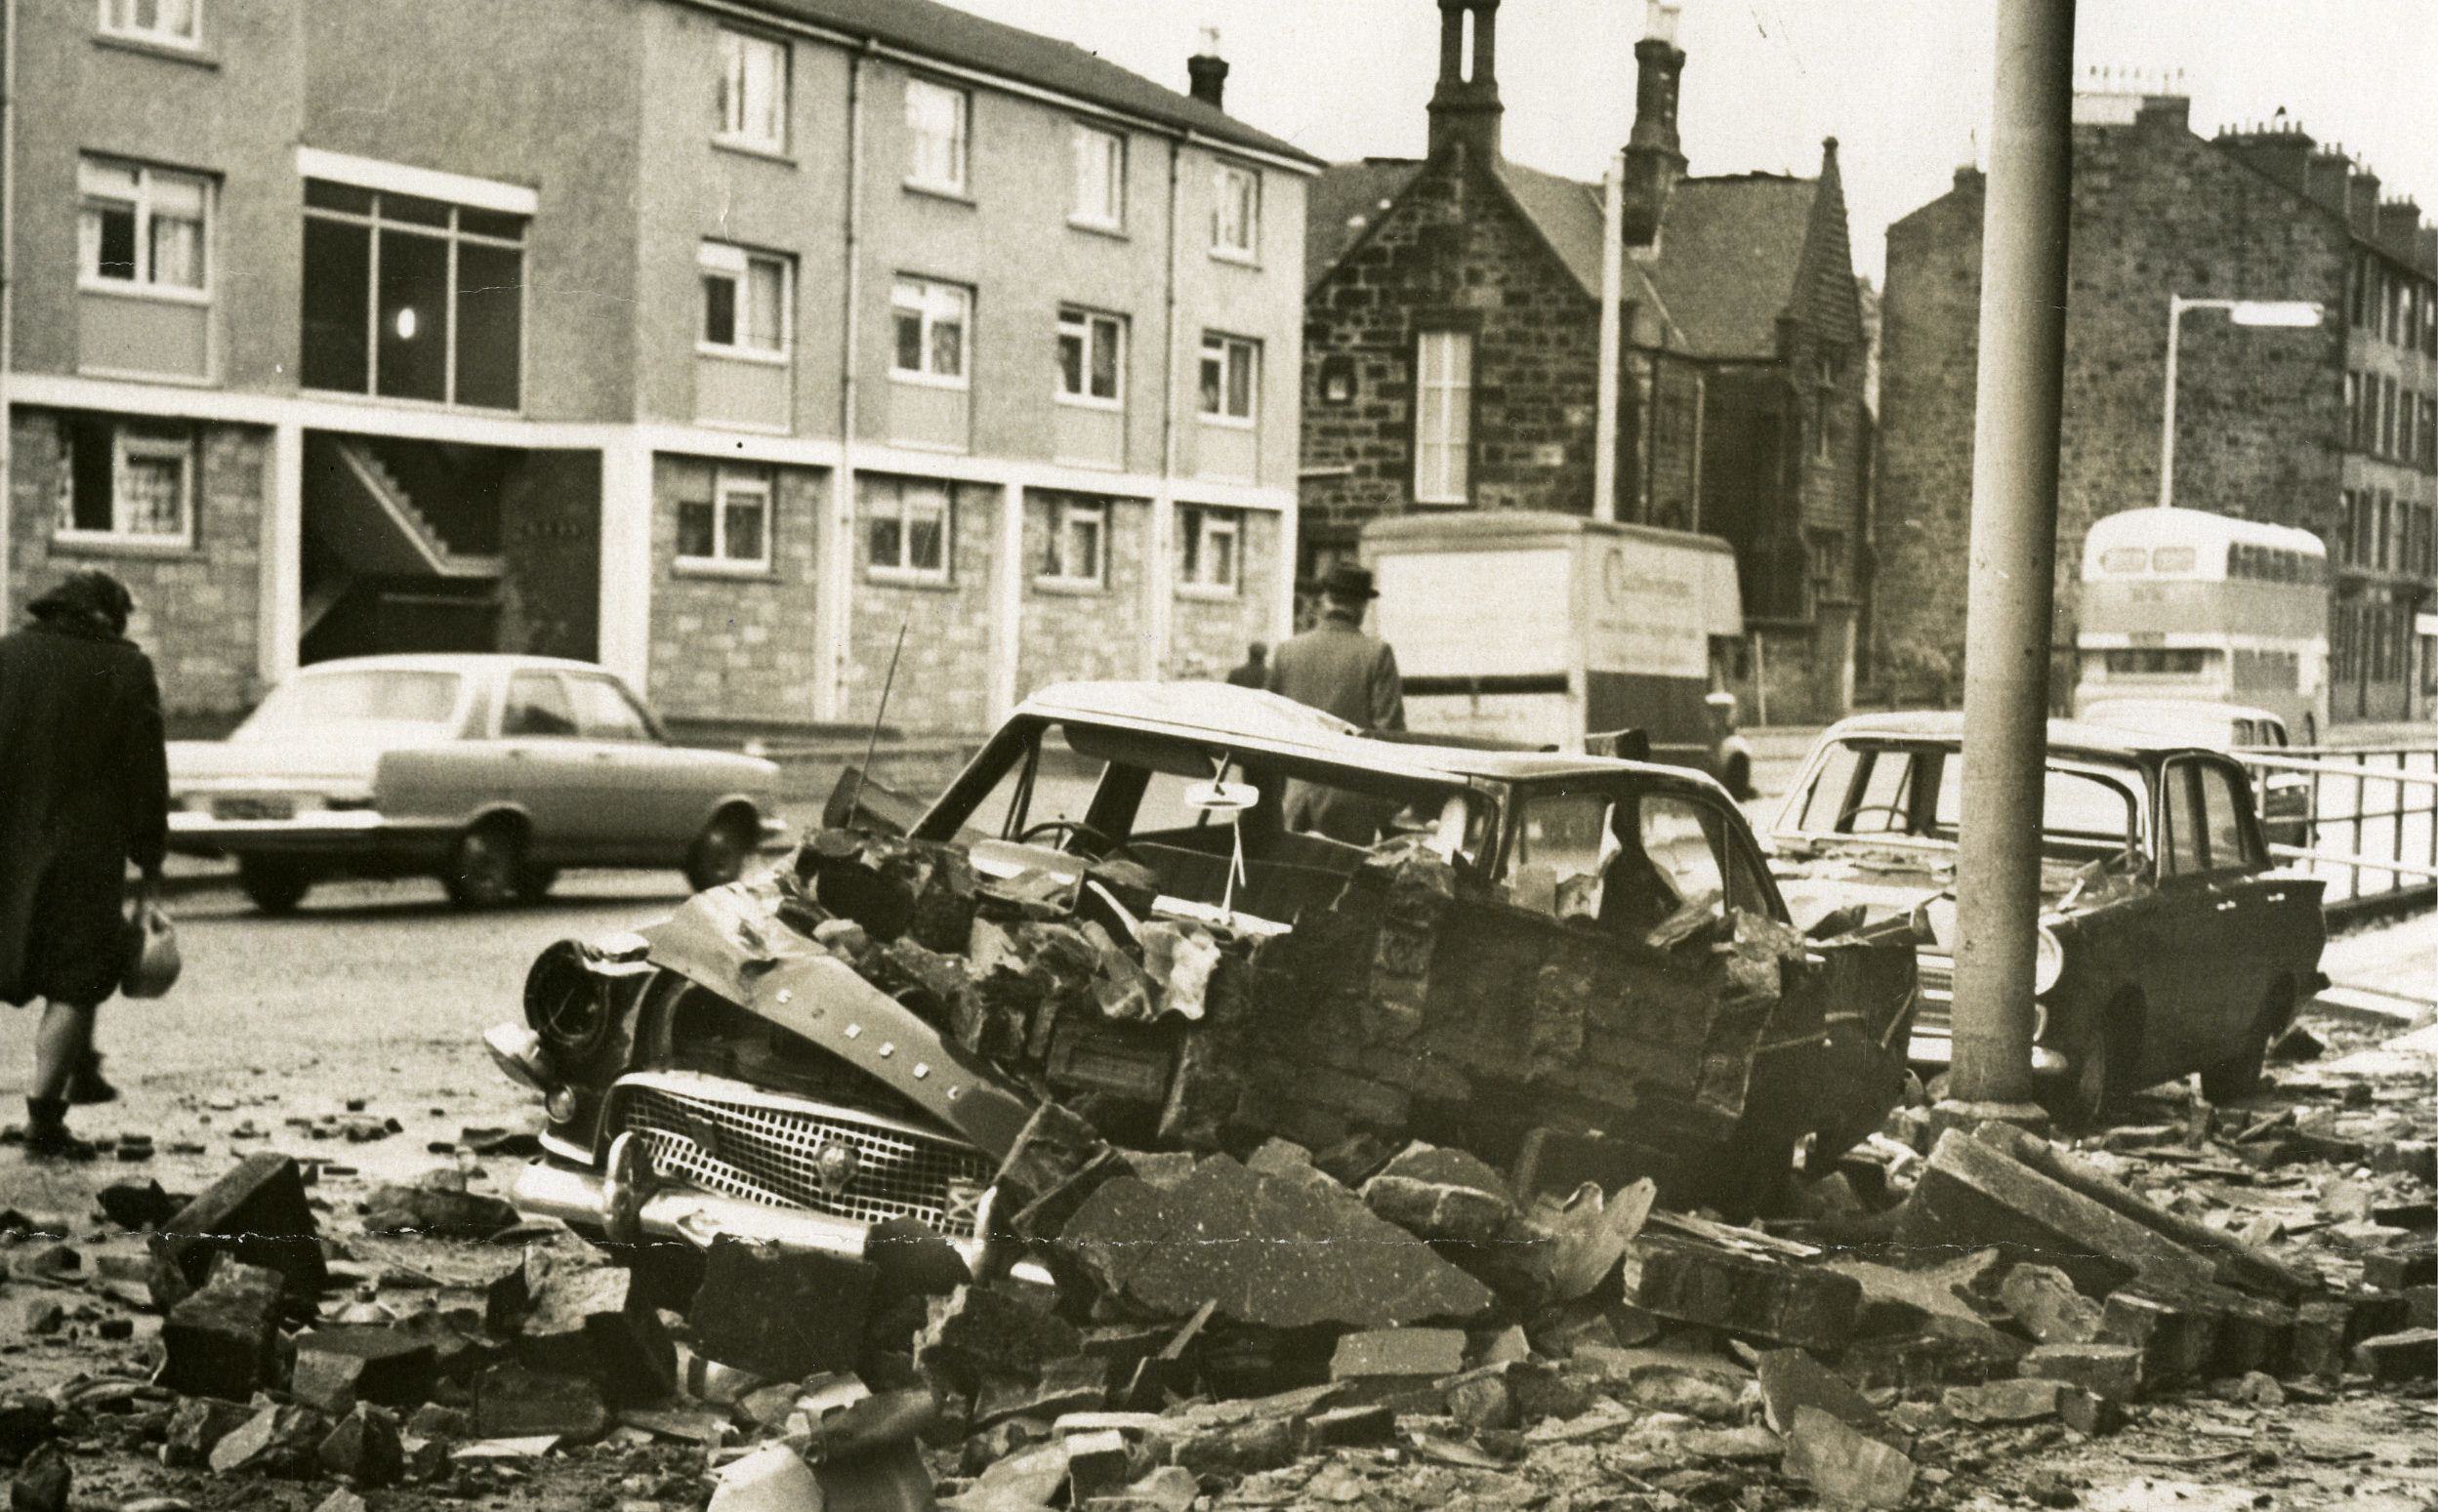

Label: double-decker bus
[2072,508,2330,741]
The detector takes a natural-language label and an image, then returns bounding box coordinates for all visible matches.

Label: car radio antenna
[843,619,908,825]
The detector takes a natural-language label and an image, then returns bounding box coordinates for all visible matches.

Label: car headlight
[2033,925,2064,998]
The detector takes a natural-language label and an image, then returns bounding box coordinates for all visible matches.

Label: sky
[948,0,2438,286]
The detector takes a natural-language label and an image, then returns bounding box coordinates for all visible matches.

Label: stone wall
[1875,106,2354,701]
[498,449,602,666]
[646,455,824,725]
[9,409,266,723]
[1015,492,1148,701]
[845,476,999,735]
[1168,510,1280,682]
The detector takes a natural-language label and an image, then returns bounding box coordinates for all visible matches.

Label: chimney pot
[1426,0,1504,161]
[1186,30,1228,111]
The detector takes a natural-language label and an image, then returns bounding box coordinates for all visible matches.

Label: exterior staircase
[304,434,504,580]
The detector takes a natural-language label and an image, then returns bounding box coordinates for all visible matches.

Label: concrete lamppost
[2158,298,2325,511]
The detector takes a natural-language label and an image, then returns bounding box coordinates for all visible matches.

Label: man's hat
[1319,561,1379,601]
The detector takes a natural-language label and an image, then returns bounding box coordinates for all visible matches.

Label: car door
[562,672,701,860]
[497,670,596,863]
[2188,756,2287,1045]
[2151,756,2249,1074]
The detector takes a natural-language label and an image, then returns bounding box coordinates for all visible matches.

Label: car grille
[1915,954,1953,1032]
[213,796,296,820]
[613,1083,992,1239]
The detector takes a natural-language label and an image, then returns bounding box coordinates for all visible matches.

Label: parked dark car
[1766,713,2329,1126]
[487,683,1920,1266]
[2076,698,2315,849]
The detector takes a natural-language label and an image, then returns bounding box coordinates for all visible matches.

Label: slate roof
[1304,158,1422,291]
[738,0,1319,166]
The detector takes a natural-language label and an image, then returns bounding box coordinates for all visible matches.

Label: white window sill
[1198,413,1258,430]
[51,531,195,556]
[1068,217,1127,240]
[297,386,523,418]
[674,556,777,579]
[1413,495,1471,508]
[93,30,217,67]
[1051,455,1126,473]
[1054,393,1124,414]
[79,278,212,306]
[77,364,217,388]
[1032,575,1106,596]
[711,136,796,166]
[1209,247,1260,267]
[903,180,974,206]
[866,567,955,590]
[1176,582,1240,602]
[888,370,970,392]
[697,343,792,367]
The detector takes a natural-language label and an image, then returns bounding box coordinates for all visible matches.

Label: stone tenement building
[5,0,1311,737]
[1298,0,1872,724]
[1876,92,2438,723]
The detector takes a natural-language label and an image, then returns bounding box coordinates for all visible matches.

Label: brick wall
[1016,492,1147,700]
[646,455,824,725]
[1168,509,1280,681]
[1301,147,1603,550]
[845,476,998,734]
[1875,110,2352,701]
[9,410,266,722]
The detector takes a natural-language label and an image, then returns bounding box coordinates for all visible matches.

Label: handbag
[122,898,183,999]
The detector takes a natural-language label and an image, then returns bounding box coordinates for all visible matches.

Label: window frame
[889,277,971,390]
[1414,329,1473,505]
[1198,332,1259,428]
[54,421,197,549]
[1177,504,1241,594]
[715,28,790,154]
[300,178,528,410]
[98,0,199,48]
[904,77,971,196]
[1038,495,1108,589]
[1055,306,1126,411]
[1211,162,1260,261]
[865,476,954,585]
[1069,122,1126,231]
[77,157,211,304]
[675,466,775,575]
[697,242,792,364]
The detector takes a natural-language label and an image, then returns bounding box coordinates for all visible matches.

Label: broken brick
[1783,1405,1915,1510]
[2351,1328,2438,1383]
[1997,1263,2106,1345]
[1063,1427,1134,1505]
[159,1152,325,1298]
[2363,1244,2437,1292]
[96,1179,179,1231]
[974,1357,1112,1427]
[1756,1347,1908,1450]
[291,1327,438,1410]
[316,1404,403,1488]
[1621,1232,1860,1351]
[1895,1130,2207,1298]
[289,1347,365,1416]
[1360,1143,1515,1245]
[1443,1369,1518,1431]
[919,1284,1084,1384]
[1940,1376,2063,1424]
[2099,1287,2217,1388]
[472,1364,609,1443]
[163,1396,253,1467]
[2290,1299,2351,1380]
[1329,1327,1467,1385]
[159,1257,285,1401]
[690,1236,875,1383]
[1298,1404,1397,1451]
[208,1404,320,1476]
[2021,1342,2145,1402]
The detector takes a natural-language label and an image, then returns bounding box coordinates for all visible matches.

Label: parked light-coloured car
[169,654,786,913]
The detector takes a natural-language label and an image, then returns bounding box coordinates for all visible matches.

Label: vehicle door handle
[2213,899,2238,912]
[590,751,616,761]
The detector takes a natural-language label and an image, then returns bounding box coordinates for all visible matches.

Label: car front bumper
[1905,1026,2071,1075]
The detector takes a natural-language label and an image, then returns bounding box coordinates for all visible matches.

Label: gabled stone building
[1298,0,1872,721]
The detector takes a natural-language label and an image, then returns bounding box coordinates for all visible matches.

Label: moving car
[1767,713,2329,1126]
[487,683,1919,1265]
[2076,698,2314,848]
[170,654,786,913]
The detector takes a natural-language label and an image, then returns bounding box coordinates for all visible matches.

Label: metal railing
[2237,746,2438,915]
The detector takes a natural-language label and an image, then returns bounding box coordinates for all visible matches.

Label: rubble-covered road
[0,883,2429,1512]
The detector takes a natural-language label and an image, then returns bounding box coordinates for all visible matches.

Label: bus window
[2105,648,2214,676]
[2100,547,2149,574]
[2150,546,2197,574]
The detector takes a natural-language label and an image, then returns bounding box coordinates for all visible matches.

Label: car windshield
[1782,739,2139,856]
[235,670,463,741]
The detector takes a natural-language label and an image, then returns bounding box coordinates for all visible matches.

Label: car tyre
[513,866,559,904]
[683,811,759,893]
[445,821,526,910]
[2200,979,2291,1105]
[2052,989,2143,1132]
[236,858,311,915]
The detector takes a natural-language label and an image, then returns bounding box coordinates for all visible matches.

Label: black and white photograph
[0,0,2432,1507]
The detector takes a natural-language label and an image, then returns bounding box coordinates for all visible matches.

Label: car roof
[1816,711,2221,765]
[1017,681,1729,793]
[286,653,614,678]
[2078,698,2285,728]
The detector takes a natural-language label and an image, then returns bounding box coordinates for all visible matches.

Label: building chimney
[2418,225,2438,271]
[2215,123,2314,196]
[2378,199,2422,254]
[1618,0,1685,245]
[2132,94,2189,135]
[1426,0,1503,162]
[1186,26,1228,110]
[2304,148,2351,214]
[2350,168,2381,235]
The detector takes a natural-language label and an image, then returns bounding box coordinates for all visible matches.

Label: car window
[1930,754,2131,845]
[503,672,578,737]
[2161,760,2205,876]
[961,724,1098,841]
[1794,742,1863,833]
[2198,761,2259,870]
[237,670,462,739]
[1846,750,1919,834]
[565,676,652,742]
[1640,796,1724,910]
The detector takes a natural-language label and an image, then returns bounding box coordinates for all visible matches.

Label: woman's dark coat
[0,617,169,1005]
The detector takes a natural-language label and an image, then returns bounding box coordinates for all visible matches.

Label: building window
[54,418,193,546]
[676,467,772,571]
[301,179,525,409]
[1040,495,1106,586]
[78,158,208,298]
[2421,397,2437,470]
[1212,163,1259,258]
[1071,124,1125,229]
[865,476,951,582]
[1178,506,1240,592]
[2403,389,2420,471]
[99,0,197,46]
[716,30,788,151]
[1415,331,1472,504]
[1056,307,1124,408]
[890,279,969,387]
[699,243,789,358]
[905,79,969,194]
[2376,491,2393,571]
[1199,333,1258,424]
[2383,377,2400,457]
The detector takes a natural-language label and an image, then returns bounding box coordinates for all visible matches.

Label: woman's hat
[29,570,135,636]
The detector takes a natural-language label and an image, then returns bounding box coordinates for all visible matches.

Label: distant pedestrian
[1706,690,1755,801]
[1225,641,1268,688]
[0,570,168,1160]
[1266,562,1404,841]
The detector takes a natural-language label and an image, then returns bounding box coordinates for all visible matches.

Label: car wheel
[445,822,526,910]
[236,858,311,915]
[683,811,759,893]
[2051,990,2143,1132]
[2201,979,2291,1104]
[514,866,559,904]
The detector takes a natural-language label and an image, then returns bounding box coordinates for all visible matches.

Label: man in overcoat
[1264,562,1405,841]
[0,570,168,1160]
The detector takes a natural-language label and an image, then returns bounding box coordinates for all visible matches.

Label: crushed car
[485,681,1920,1273]
[1765,713,2330,1128]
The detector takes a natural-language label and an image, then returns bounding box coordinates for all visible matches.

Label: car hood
[1769,838,2108,933]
